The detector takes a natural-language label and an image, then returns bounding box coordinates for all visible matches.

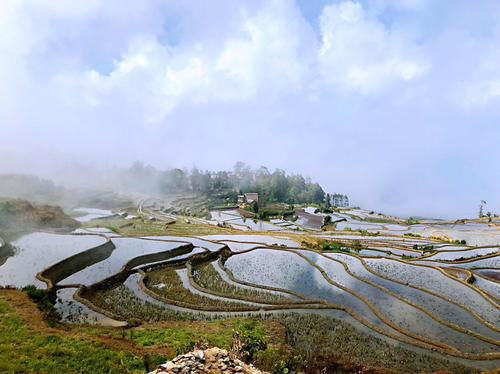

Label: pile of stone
[149,347,266,374]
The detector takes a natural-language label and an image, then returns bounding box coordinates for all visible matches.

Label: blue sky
[0,0,499,218]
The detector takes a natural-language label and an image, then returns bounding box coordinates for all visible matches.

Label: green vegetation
[407,217,420,225]
[254,207,294,220]
[234,318,269,358]
[302,239,354,253]
[357,229,380,236]
[144,267,252,311]
[89,284,199,322]
[193,263,287,303]
[23,286,59,327]
[403,232,421,237]
[129,320,236,354]
[341,227,379,236]
[363,216,400,224]
[0,297,144,373]
[272,313,479,374]
[413,244,435,253]
[87,215,231,236]
[125,162,327,206]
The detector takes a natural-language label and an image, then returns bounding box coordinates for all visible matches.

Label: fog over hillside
[1,0,499,218]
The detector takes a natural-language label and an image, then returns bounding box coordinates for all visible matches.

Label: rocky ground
[149,347,266,374]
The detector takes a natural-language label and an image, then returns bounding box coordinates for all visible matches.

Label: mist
[1,0,499,219]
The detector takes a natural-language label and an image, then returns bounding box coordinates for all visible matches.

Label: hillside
[0,174,134,210]
[0,198,79,239]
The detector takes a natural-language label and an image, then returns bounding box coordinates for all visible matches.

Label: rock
[149,346,267,374]
[195,350,204,361]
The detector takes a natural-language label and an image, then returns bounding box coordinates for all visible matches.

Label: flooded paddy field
[475,268,500,281]
[0,232,106,288]
[422,247,499,261]
[1,206,499,371]
[73,208,115,222]
[364,258,500,327]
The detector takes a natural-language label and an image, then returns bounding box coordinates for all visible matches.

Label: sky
[0,0,499,218]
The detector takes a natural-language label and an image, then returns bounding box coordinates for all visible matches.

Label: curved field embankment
[306,250,500,347]
[24,226,500,364]
[37,234,115,288]
[322,250,500,331]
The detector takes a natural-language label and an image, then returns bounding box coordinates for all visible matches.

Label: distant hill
[0,198,79,239]
[0,174,133,210]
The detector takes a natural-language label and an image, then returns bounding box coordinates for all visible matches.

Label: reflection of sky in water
[0,233,105,288]
[61,238,188,285]
[73,208,114,222]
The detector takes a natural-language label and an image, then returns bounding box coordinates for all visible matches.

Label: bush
[255,348,303,374]
[23,285,59,327]
[403,232,420,237]
[234,318,268,359]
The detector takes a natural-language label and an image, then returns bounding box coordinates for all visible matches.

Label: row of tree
[120,161,327,205]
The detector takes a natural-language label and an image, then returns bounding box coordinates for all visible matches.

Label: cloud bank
[0,0,499,218]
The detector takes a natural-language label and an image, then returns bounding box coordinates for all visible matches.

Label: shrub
[22,285,59,327]
[234,318,268,359]
[403,232,421,237]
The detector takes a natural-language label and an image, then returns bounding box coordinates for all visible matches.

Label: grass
[0,289,289,372]
[192,262,288,303]
[144,267,252,311]
[363,217,400,224]
[301,239,355,253]
[23,285,59,327]
[403,232,421,237]
[131,321,232,351]
[89,284,199,322]
[0,297,145,373]
[0,287,486,374]
[85,216,232,236]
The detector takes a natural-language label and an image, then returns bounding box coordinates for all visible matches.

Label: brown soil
[0,289,159,356]
[0,198,79,238]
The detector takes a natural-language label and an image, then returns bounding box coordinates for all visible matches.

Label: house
[238,193,259,208]
[244,193,258,204]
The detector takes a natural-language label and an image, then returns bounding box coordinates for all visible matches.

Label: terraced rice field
[0,233,106,288]
[1,212,499,370]
[423,247,499,261]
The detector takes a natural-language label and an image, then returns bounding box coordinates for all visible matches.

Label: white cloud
[318,1,428,93]
[0,0,499,217]
[48,0,316,124]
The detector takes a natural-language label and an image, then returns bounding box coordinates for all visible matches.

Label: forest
[123,161,327,205]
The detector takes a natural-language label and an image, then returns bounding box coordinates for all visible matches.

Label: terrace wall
[37,234,115,289]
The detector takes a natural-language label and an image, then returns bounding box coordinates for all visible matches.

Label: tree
[189,167,201,191]
[310,183,325,205]
[479,200,487,218]
[325,193,331,208]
